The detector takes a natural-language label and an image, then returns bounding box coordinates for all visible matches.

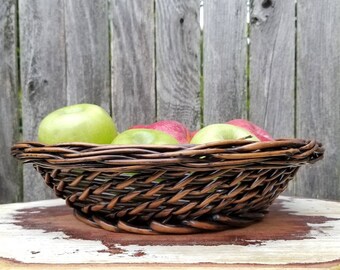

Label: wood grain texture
[249,0,295,138]
[203,0,248,125]
[156,0,201,131]
[19,0,66,201]
[291,0,340,200]
[1,196,340,268]
[19,0,111,201]
[5,0,340,203]
[0,0,22,203]
[65,0,110,111]
[110,0,155,132]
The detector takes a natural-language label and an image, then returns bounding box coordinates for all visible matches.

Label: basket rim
[11,137,322,150]
[11,138,324,171]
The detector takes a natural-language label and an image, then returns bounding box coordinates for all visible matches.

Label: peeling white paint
[0,196,340,265]
[0,200,112,264]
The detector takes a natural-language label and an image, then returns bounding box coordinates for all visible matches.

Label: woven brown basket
[12,139,324,234]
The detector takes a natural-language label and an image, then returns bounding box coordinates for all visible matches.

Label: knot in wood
[262,0,272,8]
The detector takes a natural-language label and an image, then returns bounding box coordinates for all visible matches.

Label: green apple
[112,129,178,145]
[128,120,191,143]
[38,103,118,144]
[190,123,259,144]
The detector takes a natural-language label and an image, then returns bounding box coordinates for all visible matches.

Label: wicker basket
[12,139,324,234]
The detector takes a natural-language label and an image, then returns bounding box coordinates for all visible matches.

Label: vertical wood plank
[20,0,111,201]
[292,0,340,200]
[65,0,111,111]
[19,0,66,201]
[156,0,201,131]
[249,0,295,138]
[203,0,248,125]
[110,0,155,132]
[0,0,22,203]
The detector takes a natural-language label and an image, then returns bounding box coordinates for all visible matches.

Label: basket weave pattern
[12,139,324,234]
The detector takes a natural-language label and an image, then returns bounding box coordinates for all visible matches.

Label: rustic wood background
[1,0,339,203]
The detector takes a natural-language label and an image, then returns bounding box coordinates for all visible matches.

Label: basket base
[73,208,267,235]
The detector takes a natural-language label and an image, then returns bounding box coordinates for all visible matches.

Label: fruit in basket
[129,120,191,143]
[190,123,259,144]
[112,128,179,145]
[227,119,273,141]
[38,103,117,144]
[190,130,198,138]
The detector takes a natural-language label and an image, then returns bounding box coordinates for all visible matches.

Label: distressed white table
[1,196,340,270]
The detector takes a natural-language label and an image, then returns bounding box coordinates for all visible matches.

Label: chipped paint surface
[0,196,340,266]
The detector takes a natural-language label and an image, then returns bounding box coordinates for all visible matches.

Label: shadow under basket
[12,139,324,234]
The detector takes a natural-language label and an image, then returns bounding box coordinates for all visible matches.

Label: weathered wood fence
[1,0,339,203]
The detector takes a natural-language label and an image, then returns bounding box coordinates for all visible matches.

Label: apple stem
[243,135,253,140]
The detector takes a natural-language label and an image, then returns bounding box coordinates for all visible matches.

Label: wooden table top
[0,196,340,270]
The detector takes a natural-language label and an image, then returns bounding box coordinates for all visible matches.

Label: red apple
[226,119,273,141]
[129,120,191,144]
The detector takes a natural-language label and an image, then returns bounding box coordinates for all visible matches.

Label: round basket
[12,139,324,234]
